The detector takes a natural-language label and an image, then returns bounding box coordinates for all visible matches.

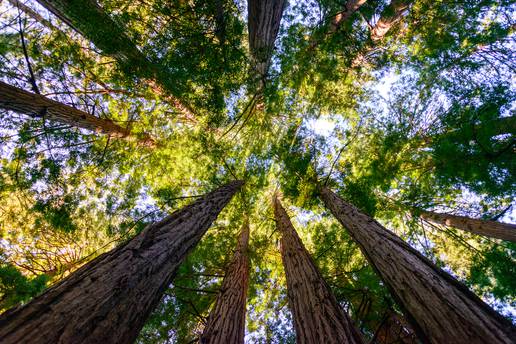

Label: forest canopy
[0,0,515,343]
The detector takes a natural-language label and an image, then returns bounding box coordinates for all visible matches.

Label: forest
[0,0,515,343]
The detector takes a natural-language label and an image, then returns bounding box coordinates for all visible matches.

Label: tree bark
[370,0,412,41]
[0,180,243,344]
[328,0,367,35]
[200,220,250,344]
[247,0,287,82]
[320,186,516,344]
[34,0,194,117]
[309,0,366,51]
[371,310,417,344]
[273,196,363,344]
[420,210,516,243]
[0,81,154,146]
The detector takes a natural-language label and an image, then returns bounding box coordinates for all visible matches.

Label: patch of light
[304,117,335,137]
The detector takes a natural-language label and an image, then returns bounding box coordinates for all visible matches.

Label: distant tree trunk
[352,0,412,67]
[200,221,250,344]
[247,0,287,83]
[7,0,56,30]
[308,0,366,51]
[328,0,367,35]
[370,0,412,41]
[35,0,194,117]
[273,196,363,344]
[420,210,516,243]
[0,181,243,344]
[370,310,417,344]
[0,81,154,146]
[320,186,516,344]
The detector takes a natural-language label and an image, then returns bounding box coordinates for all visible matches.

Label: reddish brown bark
[0,181,243,344]
[247,0,287,81]
[35,0,195,117]
[328,0,367,35]
[370,0,412,41]
[308,0,366,51]
[320,186,516,344]
[420,210,516,243]
[200,221,250,344]
[0,81,154,146]
[273,196,363,344]
[371,310,417,344]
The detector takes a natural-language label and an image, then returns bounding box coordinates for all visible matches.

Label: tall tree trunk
[420,210,516,243]
[320,186,516,344]
[0,180,243,344]
[328,0,367,35]
[309,0,366,50]
[34,0,194,117]
[247,0,287,83]
[200,220,250,344]
[273,196,363,344]
[371,310,417,344]
[352,0,412,67]
[370,0,412,41]
[0,81,154,146]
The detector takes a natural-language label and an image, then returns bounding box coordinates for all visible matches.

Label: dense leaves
[0,0,514,342]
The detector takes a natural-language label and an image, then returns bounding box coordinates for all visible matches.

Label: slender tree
[273,195,363,344]
[420,210,516,243]
[34,0,194,116]
[0,81,154,146]
[320,186,516,344]
[370,0,412,41]
[0,180,243,344]
[200,220,250,344]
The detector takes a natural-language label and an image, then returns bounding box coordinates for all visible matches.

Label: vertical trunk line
[273,196,363,344]
[0,180,243,344]
[320,186,516,344]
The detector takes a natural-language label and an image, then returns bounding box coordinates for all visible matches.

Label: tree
[200,220,250,344]
[0,180,242,344]
[320,186,516,344]
[0,81,154,145]
[273,195,363,344]
[247,0,287,83]
[419,210,516,243]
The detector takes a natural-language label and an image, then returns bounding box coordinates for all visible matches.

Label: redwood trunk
[320,186,515,344]
[370,0,412,41]
[0,81,154,145]
[247,0,287,81]
[35,0,193,116]
[420,210,516,243]
[0,181,243,344]
[200,221,250,344]
[273,196,363,344]
[371,310,417,344]
[328,0,367,35]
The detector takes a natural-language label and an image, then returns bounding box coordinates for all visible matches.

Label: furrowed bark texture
[0,81,154,146]
[320,186,516,344]
[370,0,412,41]
[371,311,417,344]
[0,181,243,344]
[420,210,516,243]
[273,196,363,344]
[247,0,287,80]
[35,0,194,116]
[200,221,250,344]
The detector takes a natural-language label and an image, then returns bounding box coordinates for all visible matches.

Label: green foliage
[0,0,514,342]
[0,262,48,312]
